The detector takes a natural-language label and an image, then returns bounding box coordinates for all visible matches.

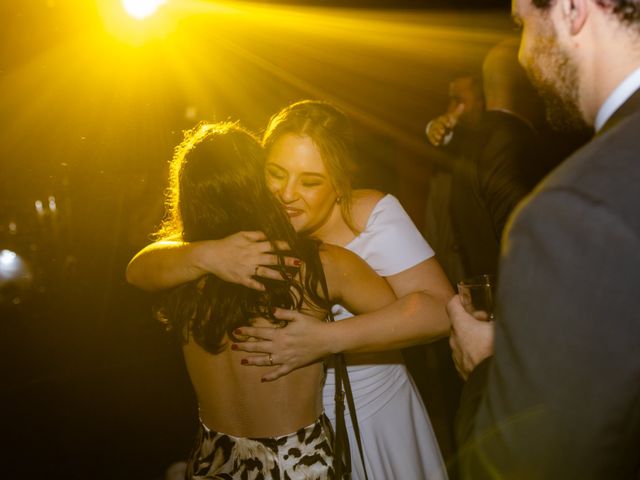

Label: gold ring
[268,353,273,366]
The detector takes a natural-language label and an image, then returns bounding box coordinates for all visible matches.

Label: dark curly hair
[156,122,329,354]
[532,0,639,24]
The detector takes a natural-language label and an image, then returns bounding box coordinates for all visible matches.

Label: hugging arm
[236,252,454,381]
[125,231,299,292]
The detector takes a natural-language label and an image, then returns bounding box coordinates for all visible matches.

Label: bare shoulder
[350,189,386,231]
[317,243,394,310]
[317,243,365,300]
[318,243,358,271]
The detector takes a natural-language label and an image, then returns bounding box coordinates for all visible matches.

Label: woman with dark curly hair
[152,122,394,479]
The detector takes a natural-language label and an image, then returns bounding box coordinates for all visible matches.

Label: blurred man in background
[449,37,558,279]
[423,73,485,286]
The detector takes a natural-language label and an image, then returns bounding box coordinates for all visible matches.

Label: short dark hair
[532,0,639,24]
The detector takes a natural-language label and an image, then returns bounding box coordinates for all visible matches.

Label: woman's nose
[279,181,299,203]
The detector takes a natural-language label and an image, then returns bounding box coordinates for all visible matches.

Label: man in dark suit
[419,73,487,473]
[424,72,485,286]
[448,0,640,478]
[449,38,559,279]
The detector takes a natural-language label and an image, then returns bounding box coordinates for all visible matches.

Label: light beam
[122,0,167,20]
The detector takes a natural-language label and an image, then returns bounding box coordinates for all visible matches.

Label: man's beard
[525,33,587,132]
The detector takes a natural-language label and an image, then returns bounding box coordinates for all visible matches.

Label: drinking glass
[457,274,496,320]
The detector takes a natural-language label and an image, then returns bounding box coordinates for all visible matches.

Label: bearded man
[448,0,640,478]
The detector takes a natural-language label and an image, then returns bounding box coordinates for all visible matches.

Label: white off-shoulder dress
[323,194,448,480]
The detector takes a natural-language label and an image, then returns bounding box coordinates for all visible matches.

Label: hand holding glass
[457,274,496,321]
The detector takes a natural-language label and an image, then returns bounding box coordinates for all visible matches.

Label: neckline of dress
[343,193,391,249]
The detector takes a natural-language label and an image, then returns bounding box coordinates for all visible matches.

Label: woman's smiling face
[265,134,338,234]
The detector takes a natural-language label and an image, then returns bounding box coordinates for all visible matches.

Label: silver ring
[268,353,273,366]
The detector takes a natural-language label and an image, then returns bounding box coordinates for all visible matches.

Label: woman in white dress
[127,100,453,479]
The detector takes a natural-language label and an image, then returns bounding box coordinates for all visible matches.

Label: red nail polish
[231,344,238,350]
[241,359,248,365]
[293,259,302,266]
[234,329,241,335]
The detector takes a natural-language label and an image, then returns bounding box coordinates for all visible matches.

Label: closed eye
[301,181,323,187]
[266,168,286,180]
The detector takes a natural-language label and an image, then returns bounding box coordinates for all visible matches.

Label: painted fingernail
[293,259,302,266]
[231,344,238,350]
[270,306,277,314]
[241,359,248,365]
[234,329,242,335]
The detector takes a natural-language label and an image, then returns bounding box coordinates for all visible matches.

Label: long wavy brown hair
[156,122,329,354]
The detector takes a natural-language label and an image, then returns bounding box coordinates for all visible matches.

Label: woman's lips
[284,207,303,218]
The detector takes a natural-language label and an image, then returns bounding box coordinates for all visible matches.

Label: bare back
[183,322,324,438]
[182,262,327,438]
[181,242,394,439]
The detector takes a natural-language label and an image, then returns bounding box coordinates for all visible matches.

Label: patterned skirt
[186,414,339,479]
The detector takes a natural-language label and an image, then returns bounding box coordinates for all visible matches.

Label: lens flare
[122,0,167,20]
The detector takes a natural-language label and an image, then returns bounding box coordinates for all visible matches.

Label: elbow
[125,259,152,291]
[125,261,139,287]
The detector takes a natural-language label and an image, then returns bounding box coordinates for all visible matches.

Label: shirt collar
[595,67,640,132]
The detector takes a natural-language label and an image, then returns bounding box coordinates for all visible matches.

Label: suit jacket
[455,89,640,479]
[423,132,474,287]
[450,111,559,279]
[423,122,485,286]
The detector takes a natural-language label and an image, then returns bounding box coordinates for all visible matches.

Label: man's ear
[561,0,589,35]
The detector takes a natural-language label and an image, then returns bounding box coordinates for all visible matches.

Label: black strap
[332,353,351,478]
[317,263,369,480]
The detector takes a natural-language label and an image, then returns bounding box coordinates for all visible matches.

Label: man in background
[423,73,485,286]
[449,37,558,279]
[426,72,485,153]
[450,0,640,477]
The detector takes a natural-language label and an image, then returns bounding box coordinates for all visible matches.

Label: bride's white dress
[323,194,448,480]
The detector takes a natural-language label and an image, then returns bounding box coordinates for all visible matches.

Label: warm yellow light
[122,0,167,20]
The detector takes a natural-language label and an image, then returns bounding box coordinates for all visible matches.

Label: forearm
[125,240,210,291]
[326,291,451,355]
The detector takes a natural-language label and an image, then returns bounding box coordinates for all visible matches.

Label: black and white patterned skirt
[186,414,339,479]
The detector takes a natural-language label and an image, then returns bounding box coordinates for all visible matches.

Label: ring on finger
[268,353,273,366]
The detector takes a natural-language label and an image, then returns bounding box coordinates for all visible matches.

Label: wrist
[189,240,218,276]
[323,321,344,356]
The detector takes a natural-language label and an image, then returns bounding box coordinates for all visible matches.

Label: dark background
[1,1,514,478]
